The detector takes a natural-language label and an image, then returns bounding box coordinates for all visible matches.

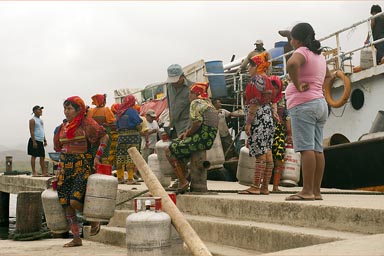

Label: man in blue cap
[166,64,193,139]
[165,64,193,190]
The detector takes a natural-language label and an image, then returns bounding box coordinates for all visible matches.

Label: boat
[114,13,384,191]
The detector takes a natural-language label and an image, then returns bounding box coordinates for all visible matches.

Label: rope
[115,189,150,207]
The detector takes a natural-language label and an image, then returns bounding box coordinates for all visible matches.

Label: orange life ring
[324,70,351,108]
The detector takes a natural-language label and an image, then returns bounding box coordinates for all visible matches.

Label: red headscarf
[65,96,86,139]
[110,103,121,114]
[251,52,270,75]
[116,95,136,119]
[270,75,283,103]
[190,82,209,99]
[91,94,106,107]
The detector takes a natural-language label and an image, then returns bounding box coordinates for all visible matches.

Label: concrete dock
[0,175,383,255]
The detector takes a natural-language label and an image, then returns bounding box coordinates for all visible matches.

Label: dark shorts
[27,138,45,157]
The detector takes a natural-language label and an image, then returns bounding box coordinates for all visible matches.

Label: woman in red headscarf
[238,53,280,195]
[87,94,116,164]
[167,82,218,193]
[54,96,109,247]
[115,95,143,184]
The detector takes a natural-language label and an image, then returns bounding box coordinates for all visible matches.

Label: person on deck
[141,109,159,163]
[28,105,48,177]
[238,40,272,75]
[166,82,219,193]
[238,54,279,195]
[54,96,108,247]
[115,95,143,185]
[212,99,243,160]
[87,94,116,164]
[166,64,193,138]
[285,22,333,201]
[166,64,193,189]
[366,4,384,64]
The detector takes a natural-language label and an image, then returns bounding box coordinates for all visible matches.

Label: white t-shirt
[218,109,231,137]
[143,120,159,149]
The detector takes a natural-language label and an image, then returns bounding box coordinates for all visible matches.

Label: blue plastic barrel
[268,41,288,67]
[205,60,227,98]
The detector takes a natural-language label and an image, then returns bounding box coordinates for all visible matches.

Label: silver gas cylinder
[206,132,225,170]
[148,153,171,188]
[236,146,256,186]
[126,197,171,255]
[280,145,301,187]
[155,133,174,177]
[41,180,69,234]
[83,172,118,222]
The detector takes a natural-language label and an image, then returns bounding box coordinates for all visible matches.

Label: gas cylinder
[155,133,174,177]
[206,132,225,170]
[236,146,255,186]
[126,198,171,255]
[83,164,118,222]
[280,144,301,187]
[148,153,171,188]
[41,180,69,234]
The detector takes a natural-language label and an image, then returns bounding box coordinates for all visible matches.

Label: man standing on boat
[237,40,272,75]
[366,5,384,65]
[28,105,48,177]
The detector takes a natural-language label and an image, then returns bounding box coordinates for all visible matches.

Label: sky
[0,0,378,152]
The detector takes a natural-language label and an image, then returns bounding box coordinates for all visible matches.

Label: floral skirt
[246,104,275,157]
[57,153,93,207]
[169,124,217,160]
[272,122,286,161]
[116,129,140,165]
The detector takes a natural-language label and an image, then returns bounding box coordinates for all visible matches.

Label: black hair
[63,100,81,112]
[371,5,382,14]
[291,22,322,55]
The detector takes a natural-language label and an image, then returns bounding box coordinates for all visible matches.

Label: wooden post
[190,151,209,192]
[128,147,212,256]
[16,191,43,233]
[0,192,10,226]
[5,156,12,172]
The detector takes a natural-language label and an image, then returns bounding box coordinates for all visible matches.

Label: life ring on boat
[324,70,351,108]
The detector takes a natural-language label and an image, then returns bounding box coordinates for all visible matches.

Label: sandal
[90,222,101,236]
[176,182,189,194]
[238,188,260,195]
[125,179,141,185]
[63,239,82,247]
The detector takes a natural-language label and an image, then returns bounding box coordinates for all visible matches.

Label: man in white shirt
[213,99,244,160]
[141,109,159,163]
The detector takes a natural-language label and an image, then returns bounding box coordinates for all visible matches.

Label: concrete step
[84,225,260,256]
[176,194,384,234]
[185,214,365,253]
[85,211,364,254]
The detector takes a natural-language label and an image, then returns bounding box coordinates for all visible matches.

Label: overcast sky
[0,1,377,152]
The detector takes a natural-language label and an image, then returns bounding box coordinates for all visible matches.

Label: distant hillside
[0,149,29,162]
[0,149,31,172]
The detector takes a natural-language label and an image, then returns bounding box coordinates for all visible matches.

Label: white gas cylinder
[41,182,69,234]
[155,133,174,177]
[126,199,171,255]
[83,173,118,222]
[280,145,301,187]
[236,146,255,186]
[206,132,225,170]
[148,153,171,188]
